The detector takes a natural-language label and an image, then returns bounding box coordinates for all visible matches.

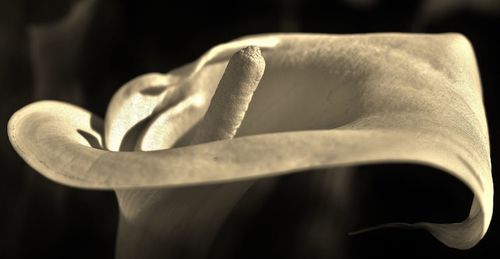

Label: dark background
[1,0,499,258]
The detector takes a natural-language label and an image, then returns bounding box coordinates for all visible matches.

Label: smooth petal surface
[8,33,492,249]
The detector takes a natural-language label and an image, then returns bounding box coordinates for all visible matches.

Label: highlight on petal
[8,33,492,250]
[104,73,171,151]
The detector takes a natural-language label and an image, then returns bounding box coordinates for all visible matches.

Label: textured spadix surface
[8,33,492,251]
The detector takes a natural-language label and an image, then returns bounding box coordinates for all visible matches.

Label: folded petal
[105,37,279,151]
[8,100,105,179]
[104,73,172,151]
[8,33,492,250]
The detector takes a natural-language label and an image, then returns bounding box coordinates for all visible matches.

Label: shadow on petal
[77,129,102,149]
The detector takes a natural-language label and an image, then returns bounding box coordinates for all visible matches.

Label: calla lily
[8,33,492,257]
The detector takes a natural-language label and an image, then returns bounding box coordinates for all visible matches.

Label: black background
[1,0,499,258]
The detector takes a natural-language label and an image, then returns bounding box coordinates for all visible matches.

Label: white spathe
[8,33,492,256]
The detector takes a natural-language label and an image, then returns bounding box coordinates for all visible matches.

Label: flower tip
[232,46,265,75]
[239,45,262,60]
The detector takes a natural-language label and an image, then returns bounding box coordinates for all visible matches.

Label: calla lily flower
[8,33,492,257]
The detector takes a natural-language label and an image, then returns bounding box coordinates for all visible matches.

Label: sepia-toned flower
[8,33,492,258]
